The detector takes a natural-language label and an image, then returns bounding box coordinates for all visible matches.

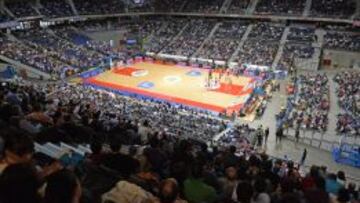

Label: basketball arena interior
[0,0,359,202]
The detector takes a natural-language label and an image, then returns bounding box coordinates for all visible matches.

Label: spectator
[326,173,342,195]
[252,178,270,203]
[44,169,82,203]
[183,163,217,203]
[218,166,239,199]
[0,128,34,174]
[0,163,42,203]
[234,181,254,203]
[156,178,188,203]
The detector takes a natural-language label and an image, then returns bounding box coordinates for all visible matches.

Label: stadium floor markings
[84,62,255,113]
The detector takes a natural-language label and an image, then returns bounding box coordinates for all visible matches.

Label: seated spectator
[310,0,356,18]
[196,22,248,61]
[280,74,329,132]
[161,20,216,57]
[287,27,316,42]
[218,166,238,199]
[0,163,42,203]
[0,12,13,23]
[252,178,270,203]
[44,169,82,203]
[334,72,360,135]
[255,0,306,15]
[183,163,217,203]
[6,2,38,18]
[227,0,250,14]
[325,173,342,195]
[304,177,330,203]
[182,0,224,13]
[39,0,74,18]
[73,0,125,15]
[324,32,360,52]
[145,19,187,53]
[233,181,254,203]
[335,187,351,203]
[156,178,188,203]
[0,128,34,174]
[87,141,105,165]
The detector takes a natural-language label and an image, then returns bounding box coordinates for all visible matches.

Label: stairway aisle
[67,0,78,15]
[228,24,253,63]
[271,26,290,69]
[192,23,221,58]
[158,22,189,54]
[219,0,233,13]
[246,0,259,14]
[303,0,312,17]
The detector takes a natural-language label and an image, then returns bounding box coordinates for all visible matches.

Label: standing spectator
[276,126,283,144]
[257,125,264,147]
[264,127,269,144]
[300,148,307,166]
[295,127,300,143]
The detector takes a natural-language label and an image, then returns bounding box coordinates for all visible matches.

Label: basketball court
[84,62,255,113]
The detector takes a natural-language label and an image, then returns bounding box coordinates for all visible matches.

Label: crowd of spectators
[334,72,360,136]
[0,36,69,75]
[133,20,164,39]
[226,0,250,14]
[73,0,125,15]
[236,40,278,67]
[283,74,330,132]
[287,27,316,42]
[324,32,360,52]
[145,19,188,53]
[75,20,121,32]
[276,26,316,70]
[255,0,306,15]
[38,0,74,18]
[51,27,120,58]
[196,22,248,61]
[182,0,224,13]
[248,23,285,41]
[50,84,227,142]
[310,0,356,18]
[161,20,216,57]
[235,23,284,66]
[277,43,315,71]
[6,2,39,18]
[0,0,359,21]
[15,29,105,70]
[152,0,185,12]
[0,79,359,203]
[0,12,13,23]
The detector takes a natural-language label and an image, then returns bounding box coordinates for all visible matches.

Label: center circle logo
[132,70,149,77]
[163,75,181,84]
